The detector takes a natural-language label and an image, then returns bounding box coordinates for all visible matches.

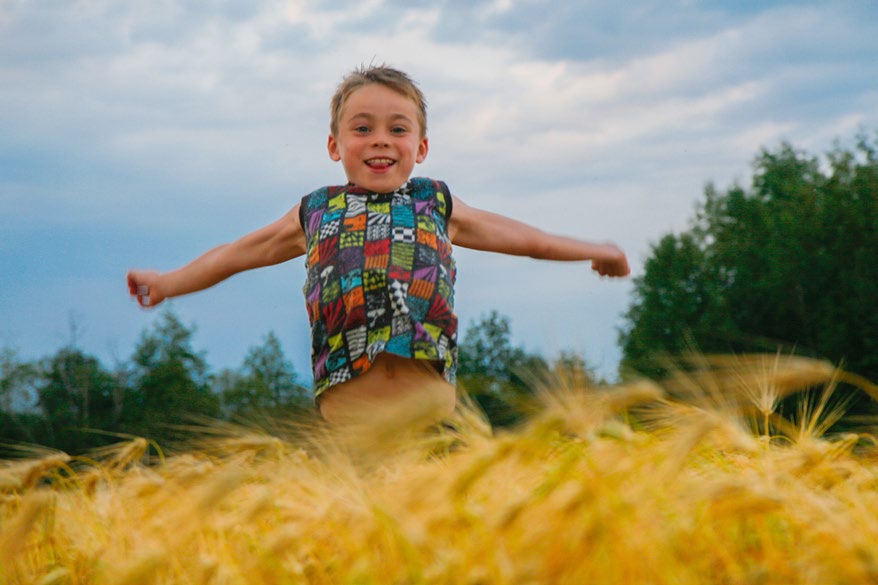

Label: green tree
[458,311,547,427]
[36,347,120,452]
[217,332,311,417]
[619,232,723,378]
[620,133,878,391]
[126,309,219,443]
[0,347,37,413]
[0,347,41,445]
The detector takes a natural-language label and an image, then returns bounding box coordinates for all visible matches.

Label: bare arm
[127,204,307,308]
[449,196,630,277]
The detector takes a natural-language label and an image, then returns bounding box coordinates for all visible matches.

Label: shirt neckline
[345,180,411,198]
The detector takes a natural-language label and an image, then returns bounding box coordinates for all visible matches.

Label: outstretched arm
[449,196,630,277]
[127,205,307,308]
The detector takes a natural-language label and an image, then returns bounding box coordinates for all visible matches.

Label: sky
[2,0,877,384]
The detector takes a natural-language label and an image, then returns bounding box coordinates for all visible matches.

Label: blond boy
[127,65,629,428]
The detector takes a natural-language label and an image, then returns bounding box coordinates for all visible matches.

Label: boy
[127,65,629,428]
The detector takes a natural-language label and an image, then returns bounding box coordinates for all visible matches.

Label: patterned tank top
[299,177,458,398]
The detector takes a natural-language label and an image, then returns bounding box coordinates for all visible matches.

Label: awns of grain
[2,354,878,584]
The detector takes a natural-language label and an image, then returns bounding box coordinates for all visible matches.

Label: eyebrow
[347,112,414,124]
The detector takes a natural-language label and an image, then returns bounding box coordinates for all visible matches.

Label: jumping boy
[127,65,630,428]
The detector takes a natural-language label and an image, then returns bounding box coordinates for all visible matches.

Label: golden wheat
[2,355,878,584]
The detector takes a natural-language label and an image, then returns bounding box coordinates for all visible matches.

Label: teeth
[367,158,394,165]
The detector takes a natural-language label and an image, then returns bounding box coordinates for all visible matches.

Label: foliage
[1,306,605,448]
[621,133,878,392]
[36,347,122,452]
[0,348,39,444]
[0,309,312,454]
[216,331,312,418]
[125,311,219,443]
[457,311,601,427]
[458,311,528,393]
[0,348,38,414]
[457,311,547,426]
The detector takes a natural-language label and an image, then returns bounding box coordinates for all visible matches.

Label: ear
[327,134,341,162]
[416,136,429,164]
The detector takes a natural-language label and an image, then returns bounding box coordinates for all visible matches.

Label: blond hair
[330,65,427,138]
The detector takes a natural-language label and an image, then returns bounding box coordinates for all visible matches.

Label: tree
[457,311,547,426]
[620,133,878,393]
[126,309,219,443]
[217,332,311,418]
[619,233,717,377]
[0,347,38,413]
[0,347,40,445]
[36,347,120,452]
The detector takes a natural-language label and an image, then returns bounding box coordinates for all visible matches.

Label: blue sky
[2,0,877,383]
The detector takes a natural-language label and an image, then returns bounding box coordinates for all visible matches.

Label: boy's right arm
[127,204,307,308]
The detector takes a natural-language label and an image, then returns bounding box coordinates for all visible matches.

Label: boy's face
[328,83,428,193]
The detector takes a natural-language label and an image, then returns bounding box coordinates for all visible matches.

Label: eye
[354,125,370,134]
[391,126,408,135]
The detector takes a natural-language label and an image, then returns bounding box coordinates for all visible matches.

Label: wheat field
[3,354,878,584]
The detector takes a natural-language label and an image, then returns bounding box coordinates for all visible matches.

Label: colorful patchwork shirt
[298,177,458,398]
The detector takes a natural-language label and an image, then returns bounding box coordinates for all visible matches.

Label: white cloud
[2,0,878,381]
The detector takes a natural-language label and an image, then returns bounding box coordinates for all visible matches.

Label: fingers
[587,243,630,278]
[612,258,631,277]
[592,259,630,277]
[127,270,158,308]
[136,284,152,307]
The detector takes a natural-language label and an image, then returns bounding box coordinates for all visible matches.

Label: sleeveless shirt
[299,177,458,398]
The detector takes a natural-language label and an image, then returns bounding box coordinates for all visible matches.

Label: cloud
[2,0,878,381]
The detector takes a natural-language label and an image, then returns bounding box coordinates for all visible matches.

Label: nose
[372,130,390,147]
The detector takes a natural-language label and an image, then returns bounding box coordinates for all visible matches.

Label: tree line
[619,132,878,416]
[0,312,313,455]
[1,309,592,455]
[4,132,875,453]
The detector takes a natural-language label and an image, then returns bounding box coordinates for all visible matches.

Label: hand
[590,244,630,277]
[127,270,166,308]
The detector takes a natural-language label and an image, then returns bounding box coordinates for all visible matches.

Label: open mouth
[365,158,396,169]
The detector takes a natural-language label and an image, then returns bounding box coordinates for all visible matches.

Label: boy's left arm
[449,196,630,277]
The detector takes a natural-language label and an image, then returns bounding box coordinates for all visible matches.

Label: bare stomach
[318,353,456,428]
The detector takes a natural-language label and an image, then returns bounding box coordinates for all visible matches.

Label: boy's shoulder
[404,178,451,209]
[408,177,450,194]
[299,184,346,211]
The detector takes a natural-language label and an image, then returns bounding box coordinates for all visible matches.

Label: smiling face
[328,83,429,193]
